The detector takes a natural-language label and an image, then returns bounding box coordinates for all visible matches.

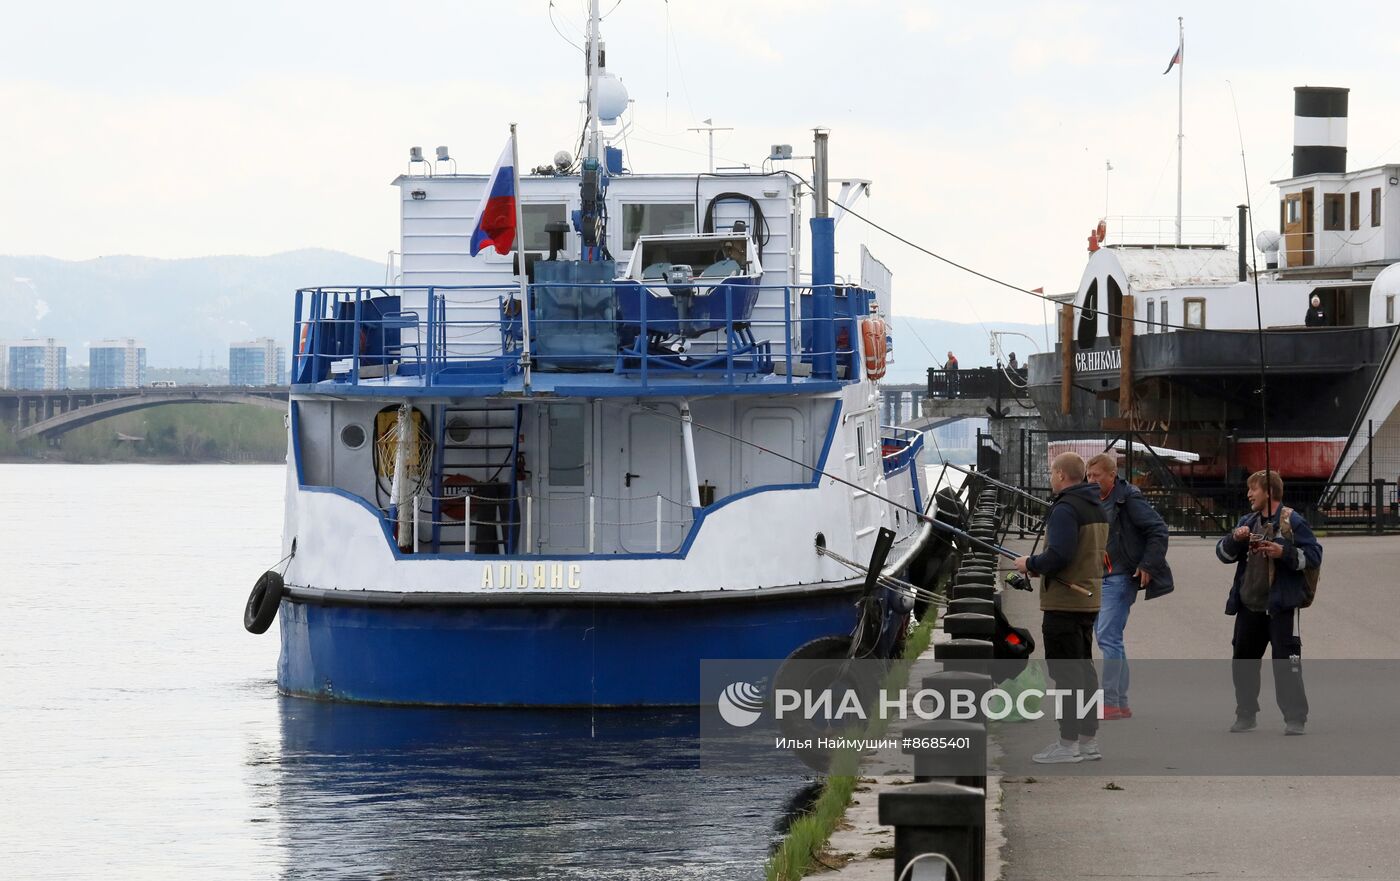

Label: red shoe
[1103,705,1133,721]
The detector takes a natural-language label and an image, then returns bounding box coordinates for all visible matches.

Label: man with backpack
[1215,469,1322,735]
[1012,452,1107,763]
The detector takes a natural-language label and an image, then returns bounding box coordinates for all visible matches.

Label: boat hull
[276,584,867,706]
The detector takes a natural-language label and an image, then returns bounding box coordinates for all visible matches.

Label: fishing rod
[611,402,1097,599]
[608,401,1020,554]
[1228,82,1274,509]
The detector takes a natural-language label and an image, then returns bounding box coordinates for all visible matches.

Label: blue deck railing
[880,425,924,475]
[290,282,873,390]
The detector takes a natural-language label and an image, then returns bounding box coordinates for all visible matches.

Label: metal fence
[926,366,1028,400]
[1019,428,1400,535]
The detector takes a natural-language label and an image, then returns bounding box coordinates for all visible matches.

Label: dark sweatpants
[1232,607,1308,724]
[1043,610,1101,741]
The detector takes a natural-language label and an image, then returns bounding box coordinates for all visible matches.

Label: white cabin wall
[396,173,801,360]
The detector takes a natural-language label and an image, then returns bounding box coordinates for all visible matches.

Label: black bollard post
[879,781,985,881]
[943,612,995,639]
[934,638,993,674]
[951,583,995,602]
[901,719,988,790]
[947,597,995,618]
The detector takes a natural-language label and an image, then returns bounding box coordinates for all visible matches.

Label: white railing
[1103,215,1235,248]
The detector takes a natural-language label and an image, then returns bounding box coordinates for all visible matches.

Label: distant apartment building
[89,338,148,389]
[229,338,286,386]
[4,338,68,389]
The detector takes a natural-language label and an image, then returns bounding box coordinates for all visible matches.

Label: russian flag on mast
[469,134,519,256]
[1162,41,1182,75]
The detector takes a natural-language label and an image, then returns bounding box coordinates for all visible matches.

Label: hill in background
[0,249,384,367]
[0,250,1051,375]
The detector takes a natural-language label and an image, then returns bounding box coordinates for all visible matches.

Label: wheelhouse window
[1324,193,1345,231]
[1183,298,1206,330]
[522,204,568,252]
[1350,191,1361,231]
[1146,299,1156,331]
[1077,279,1098,350]
[1160,299,1169,332]
[1373,188,1383,228]
[622,204,697,250]
[1387,294,1395,324]
[1106,276,1124,344]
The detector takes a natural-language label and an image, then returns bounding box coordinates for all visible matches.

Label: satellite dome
[1255,230,1282,253]
[596,74,629,124]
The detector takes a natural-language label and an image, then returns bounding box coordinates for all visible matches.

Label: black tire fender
[244,570,284,634]
[772,635,883,772]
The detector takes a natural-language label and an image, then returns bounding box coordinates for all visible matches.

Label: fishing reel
[1003,571,1034,592]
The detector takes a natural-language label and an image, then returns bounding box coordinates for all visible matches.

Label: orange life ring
[861,317,887,380]
[440,474,477,521]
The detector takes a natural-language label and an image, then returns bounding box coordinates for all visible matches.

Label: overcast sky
[5,0,1400,326]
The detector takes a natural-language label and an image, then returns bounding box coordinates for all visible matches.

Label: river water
[0,464,804,880]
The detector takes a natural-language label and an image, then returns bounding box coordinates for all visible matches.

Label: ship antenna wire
[1228,81,1273,508]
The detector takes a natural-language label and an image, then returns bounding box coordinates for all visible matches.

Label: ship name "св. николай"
[1074,347,1122,373]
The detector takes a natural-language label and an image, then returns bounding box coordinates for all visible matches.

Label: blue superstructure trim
[290,377,849,398]
[295,399,846,562]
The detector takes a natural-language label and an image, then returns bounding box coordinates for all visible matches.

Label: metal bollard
[946,597,995,618]
[943,612,995,639]
[934,638,993,675]
[901,719,988,790]
[955,571,996,587]
[879,781,985,881]
[951,583,996,602]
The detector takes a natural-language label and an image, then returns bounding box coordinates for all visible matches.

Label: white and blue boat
[244,4,936,706]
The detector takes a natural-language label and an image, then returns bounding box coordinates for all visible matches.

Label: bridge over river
[2,386,289,441]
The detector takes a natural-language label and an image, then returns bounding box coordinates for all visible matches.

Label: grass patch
[763,612,937,881]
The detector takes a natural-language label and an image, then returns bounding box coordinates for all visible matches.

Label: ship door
[537,403,590,553]
[620,404,684,553]
[1283,189,1314,267]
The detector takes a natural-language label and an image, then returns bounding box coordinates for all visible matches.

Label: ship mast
[1175,16,1184,246]
[586,0,601,165]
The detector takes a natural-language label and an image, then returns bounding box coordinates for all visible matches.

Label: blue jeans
[1094,572,1137,708]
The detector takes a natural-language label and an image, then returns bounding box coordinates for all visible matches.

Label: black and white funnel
[1292,86,1349,176]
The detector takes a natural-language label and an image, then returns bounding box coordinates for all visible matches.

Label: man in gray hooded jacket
[1084,454,1171,720]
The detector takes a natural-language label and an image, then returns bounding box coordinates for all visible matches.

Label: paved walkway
[997,534,1400,881]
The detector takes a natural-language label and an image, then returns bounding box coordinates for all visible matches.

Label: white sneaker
[1078,739,1102,761]
[1032,741,1084,764]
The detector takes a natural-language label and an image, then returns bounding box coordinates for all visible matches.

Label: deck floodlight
[409,146,424,162]
[436,146,451,162]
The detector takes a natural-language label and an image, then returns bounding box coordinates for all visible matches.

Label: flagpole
[1176,16,1184,246]
[510,122,532,390]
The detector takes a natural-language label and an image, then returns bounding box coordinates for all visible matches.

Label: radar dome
[1255,230,1282,253]
[596,74,629,124]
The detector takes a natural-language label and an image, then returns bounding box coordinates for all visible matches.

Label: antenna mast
[586,0,601,164]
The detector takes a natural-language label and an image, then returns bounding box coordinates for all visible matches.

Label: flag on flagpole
[469,135,518,256]
[1162,42,1182,75]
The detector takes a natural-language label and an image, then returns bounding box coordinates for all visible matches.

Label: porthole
[446,416,472,444]
[340,423,367,450]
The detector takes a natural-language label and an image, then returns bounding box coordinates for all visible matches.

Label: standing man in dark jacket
[943,351,960,398]
[1085,453,1171,720]
[1216,469,1321,735]
[1013,452,1108,763]
[1303,294,1328,327]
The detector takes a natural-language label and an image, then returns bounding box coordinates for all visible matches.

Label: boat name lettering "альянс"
[481,563,583,590]
[1074,347,1122,373]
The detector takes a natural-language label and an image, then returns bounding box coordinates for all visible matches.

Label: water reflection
[273,699,800,880]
